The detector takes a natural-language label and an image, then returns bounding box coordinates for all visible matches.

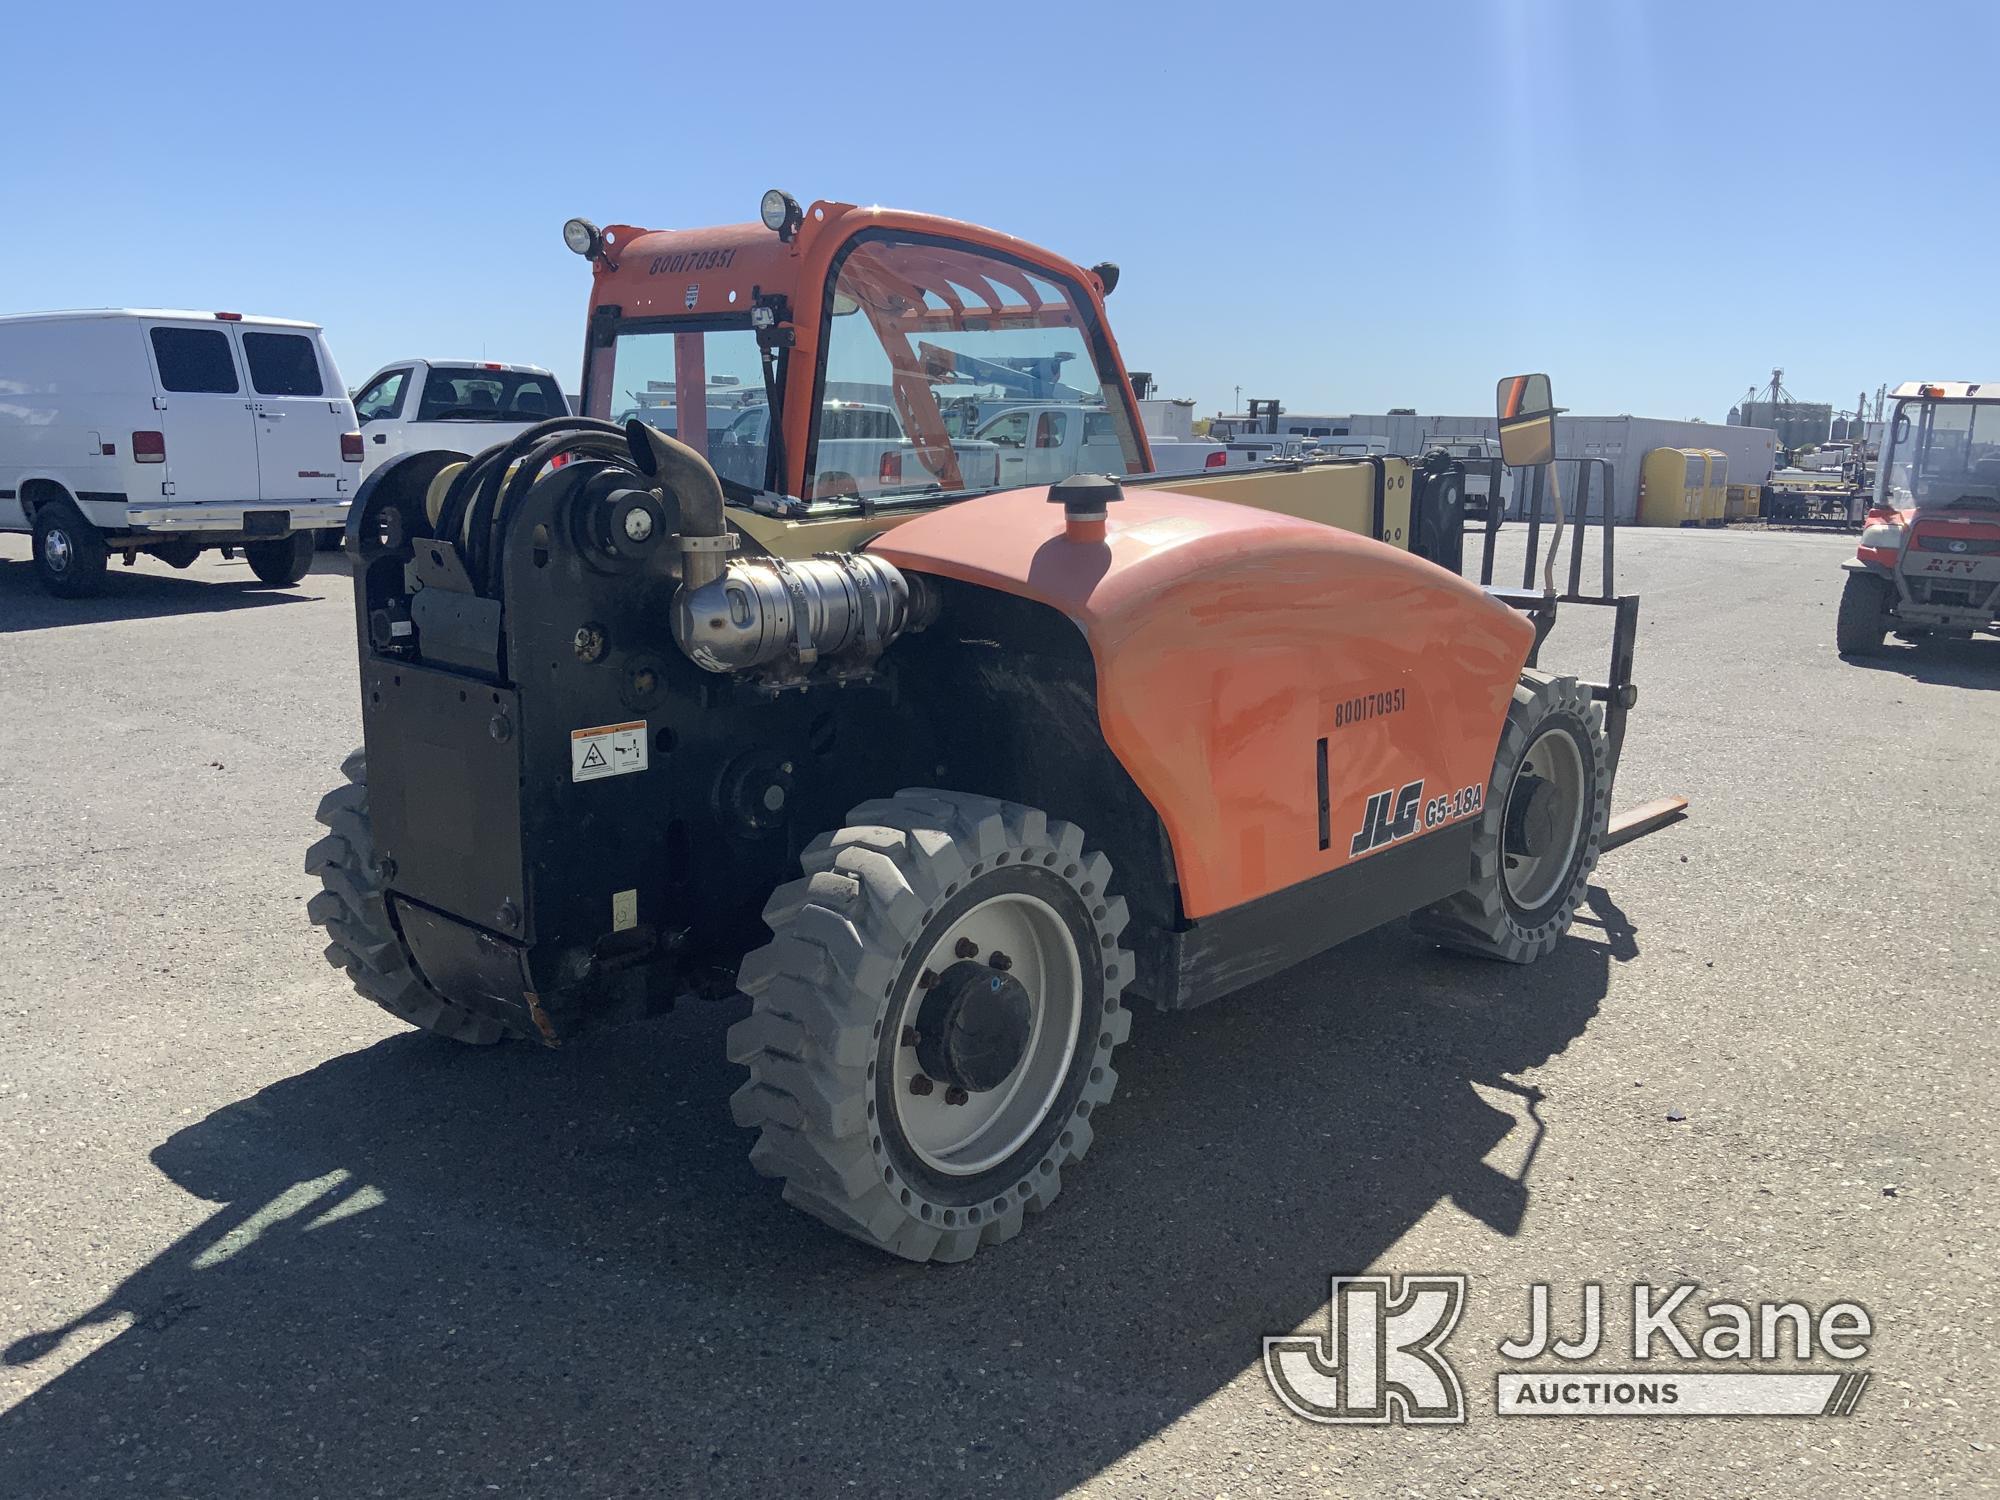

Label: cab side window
[150,327,239,394]
[984,411,1030,449]
[354,369,411,423]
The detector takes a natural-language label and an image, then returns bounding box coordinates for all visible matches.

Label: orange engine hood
[870,487,1535,917]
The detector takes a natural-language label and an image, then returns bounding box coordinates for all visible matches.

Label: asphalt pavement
[0,525,1994,1498]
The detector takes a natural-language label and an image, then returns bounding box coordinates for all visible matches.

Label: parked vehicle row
[0,307,1280,602]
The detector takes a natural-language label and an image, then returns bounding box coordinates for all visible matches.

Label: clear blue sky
[3,0,1990,422]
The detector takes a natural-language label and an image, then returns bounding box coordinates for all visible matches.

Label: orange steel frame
[580,201,1153,501]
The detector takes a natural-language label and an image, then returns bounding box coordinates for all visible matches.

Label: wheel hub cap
[45,529,72,571]
[914,961,1034,1093]
[1504,774,1558,857]
[1501,730,1588,913]
[891,889,1082,1176]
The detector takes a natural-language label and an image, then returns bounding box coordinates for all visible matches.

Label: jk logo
[1350,779,1424,856]
[1264,1275,1467,1425]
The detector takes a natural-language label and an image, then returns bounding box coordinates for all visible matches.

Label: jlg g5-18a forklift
[308,195,1679,1261]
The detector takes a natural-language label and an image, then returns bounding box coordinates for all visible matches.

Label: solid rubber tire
[305,749,518,1044]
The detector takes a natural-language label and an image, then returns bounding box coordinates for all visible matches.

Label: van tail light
[880,450,902,485]
[1205,449,1227,468]
[340,431,364,463]
[133,430,166,464]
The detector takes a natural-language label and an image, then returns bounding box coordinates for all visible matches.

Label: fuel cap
[1047,472,1124,520]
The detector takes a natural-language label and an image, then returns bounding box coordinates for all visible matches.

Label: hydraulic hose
[1542,460,1567,596]
[431,417,630,594]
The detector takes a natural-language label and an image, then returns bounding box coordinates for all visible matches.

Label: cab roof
[0,308,323,329]
[1891,381,1999,399]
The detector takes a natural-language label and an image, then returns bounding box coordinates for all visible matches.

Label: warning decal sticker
[571,720,648,783]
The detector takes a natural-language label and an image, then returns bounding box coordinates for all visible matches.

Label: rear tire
[728,789,1133,1263]
[245,532,314,586]
[305,748,518,1044]
[31,501,108,598]
[1410,671,1608,964]
[1836,572,1890,656]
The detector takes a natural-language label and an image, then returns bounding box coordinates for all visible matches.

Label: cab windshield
[1884,399,2000,511]
[810,235,1142,502]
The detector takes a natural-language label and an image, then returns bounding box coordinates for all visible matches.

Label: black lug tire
[1410,671,1609,964]
[1836,572,1890,657]
[245,531,315,586]
[31,501,109,598]
[728,789,1133,1263]
[305,749,519,1044]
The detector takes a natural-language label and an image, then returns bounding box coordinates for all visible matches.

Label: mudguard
[870,487,1536,918]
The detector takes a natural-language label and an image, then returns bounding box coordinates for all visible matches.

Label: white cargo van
[0,310,359,597]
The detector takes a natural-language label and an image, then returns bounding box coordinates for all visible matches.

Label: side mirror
[1892,411,1911,445]
[1496,373,1557,469]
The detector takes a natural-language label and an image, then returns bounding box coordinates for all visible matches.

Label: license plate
[243,510,289,536]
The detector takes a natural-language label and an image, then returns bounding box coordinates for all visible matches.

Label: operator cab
[571,198,1148,516]
[1878,382,2000,513]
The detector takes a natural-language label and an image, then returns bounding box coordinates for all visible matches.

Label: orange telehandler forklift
[308,194,1682,1261]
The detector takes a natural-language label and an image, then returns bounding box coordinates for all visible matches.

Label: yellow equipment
[1638,447,1705,527]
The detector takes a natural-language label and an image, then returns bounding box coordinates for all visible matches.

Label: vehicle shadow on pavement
[0,560,320,633]
[0,888,1636,1498]
[1842,637,2000,690]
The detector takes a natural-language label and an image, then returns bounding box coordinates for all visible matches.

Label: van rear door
[237,326,346,503]
[143,320,258,505]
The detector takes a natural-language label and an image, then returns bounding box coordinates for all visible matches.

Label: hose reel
[389,416,936,686]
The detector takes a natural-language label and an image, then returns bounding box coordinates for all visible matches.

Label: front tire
[1836,572,1891,656]
[245,532,314,586]
[728,789,1133,1263]
[305,749,518,1043]
[1411,671,1608,963]
[31,501,108,598]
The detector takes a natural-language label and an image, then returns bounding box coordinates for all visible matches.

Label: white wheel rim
[891,890,1081,1176]
[1503,727,1587,913]
[45,529,72,572]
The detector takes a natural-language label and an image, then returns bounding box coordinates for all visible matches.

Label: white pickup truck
[719,400,1001,498]
[351,360,569,476]
[973,403,1225,484]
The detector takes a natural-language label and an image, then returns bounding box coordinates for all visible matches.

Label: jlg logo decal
[1351,780,1424,855]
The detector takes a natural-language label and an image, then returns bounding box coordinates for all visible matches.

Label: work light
[760,189,803,240]
[563,218,603,259]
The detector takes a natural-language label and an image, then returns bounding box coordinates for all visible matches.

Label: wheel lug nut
[909,1074,934,1096]
[988,950,1012,971]
[944,1086,969,1106]
[900,1025,921,1048]
[918,969,938,989]
[954,937,979,959]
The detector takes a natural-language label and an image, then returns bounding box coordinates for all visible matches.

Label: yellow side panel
[1159,460,1413,550]
[728,458,1416,559]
